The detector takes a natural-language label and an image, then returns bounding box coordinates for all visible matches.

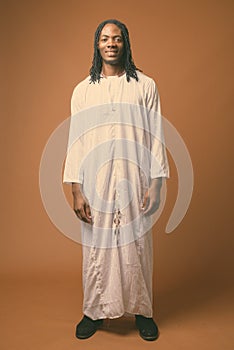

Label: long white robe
[63,71,169,320]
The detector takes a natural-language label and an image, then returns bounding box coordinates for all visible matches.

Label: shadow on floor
[100,316,137,336]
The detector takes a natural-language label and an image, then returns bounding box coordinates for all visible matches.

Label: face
[98,23,124,65]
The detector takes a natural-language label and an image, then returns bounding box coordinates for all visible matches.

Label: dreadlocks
[89,19,140,84]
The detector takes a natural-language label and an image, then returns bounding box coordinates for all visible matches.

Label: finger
[143,201,152,215]
[144,199,160,216]
[80,205,90,223]
[74,208,82,220]
[84,203,92,224]
[74,206,89,223]
[141,191,149,210]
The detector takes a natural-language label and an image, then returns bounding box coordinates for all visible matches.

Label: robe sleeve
[63,84,85,184]
[146,79,170,179]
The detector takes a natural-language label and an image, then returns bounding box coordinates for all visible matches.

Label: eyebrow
[100,34,122,38]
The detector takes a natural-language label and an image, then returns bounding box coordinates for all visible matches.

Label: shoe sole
[139,332,159,341]
[76,329,97,340]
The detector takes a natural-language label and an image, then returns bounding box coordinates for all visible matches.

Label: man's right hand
[72,183,92,224]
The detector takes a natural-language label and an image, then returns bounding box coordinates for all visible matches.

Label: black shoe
[75,315,103,339]
[135,315,159,341]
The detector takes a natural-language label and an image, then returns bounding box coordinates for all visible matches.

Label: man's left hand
[142,178,162,216]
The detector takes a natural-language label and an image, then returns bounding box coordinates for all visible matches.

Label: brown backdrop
[1,1,234,349]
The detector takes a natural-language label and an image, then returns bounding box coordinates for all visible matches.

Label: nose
[107,39,117,47]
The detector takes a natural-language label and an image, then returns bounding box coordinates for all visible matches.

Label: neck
[101,62,125,77]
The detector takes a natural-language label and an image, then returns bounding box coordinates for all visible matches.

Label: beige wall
[1,0,233,298]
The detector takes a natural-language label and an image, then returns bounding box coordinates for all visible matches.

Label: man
[63,19,169,341]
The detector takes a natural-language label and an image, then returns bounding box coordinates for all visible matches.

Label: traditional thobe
[63,71,169,320]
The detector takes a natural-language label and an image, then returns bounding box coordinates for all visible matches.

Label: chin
[103,58,120,65]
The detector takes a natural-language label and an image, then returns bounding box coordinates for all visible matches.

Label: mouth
[106,52,118,58]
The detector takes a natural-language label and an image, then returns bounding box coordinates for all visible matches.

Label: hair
[89,19,140,84]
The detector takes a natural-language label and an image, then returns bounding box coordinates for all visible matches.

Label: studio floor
[1,274,234,350]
